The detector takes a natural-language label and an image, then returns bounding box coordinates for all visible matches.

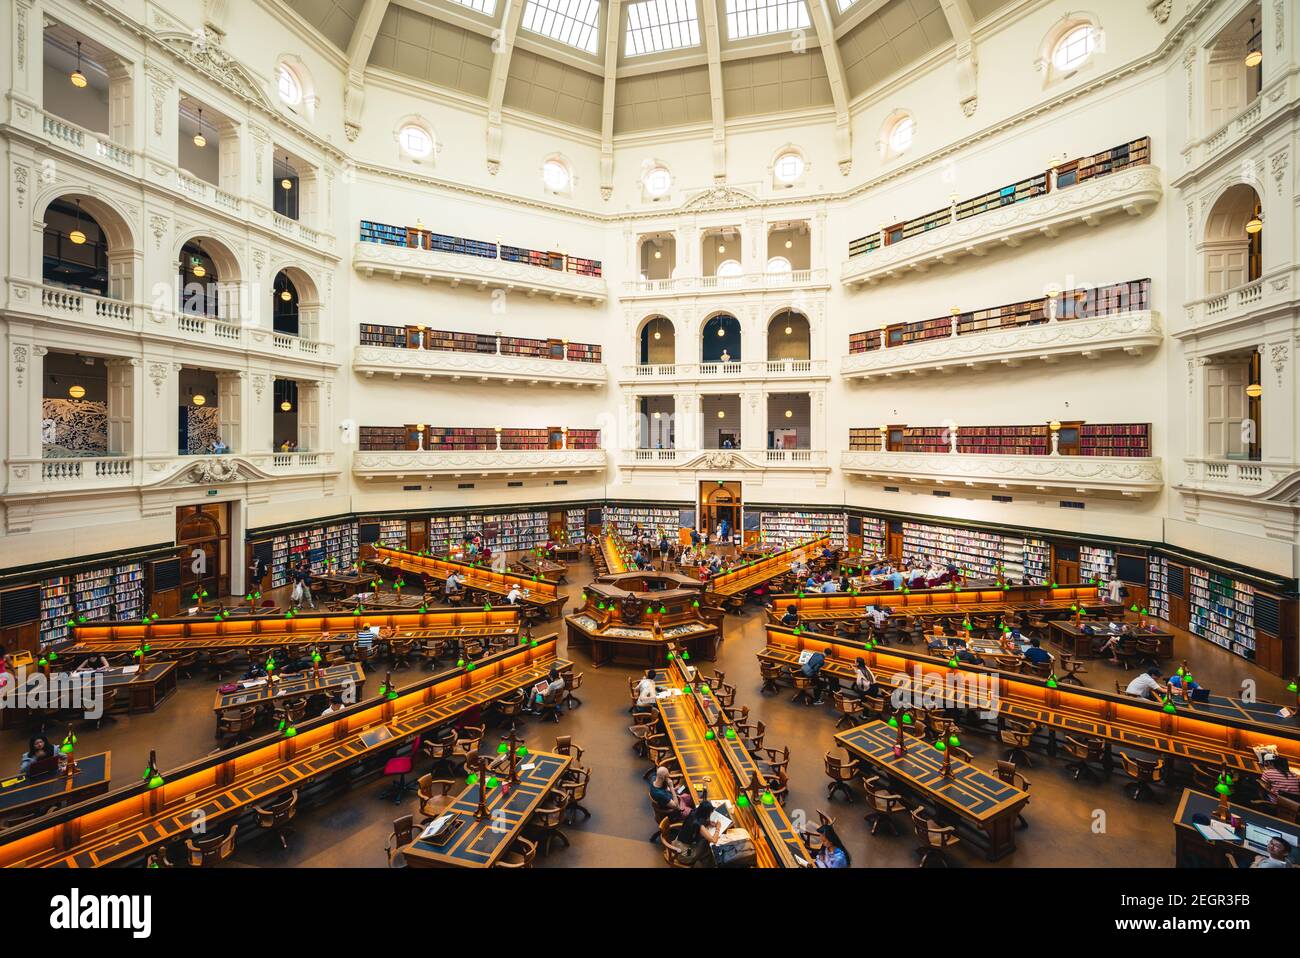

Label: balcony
[352,449,607,481]
[352,242,607,305]
[353,345,606,388]
[1177,458,1300,503]
[34,111,137,175]
[842,310,1161,380]
[4,453,338,496]
[620,269,830,299]
[840,165,1163,287]
[617,448,831,485]
[840,450,1163,496]
[1176,271,1292,342]
[621,359,830,384]
[1176,85,1285,183]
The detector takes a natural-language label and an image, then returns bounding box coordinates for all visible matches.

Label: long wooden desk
[655,657,809,868]
[213,663,366,712]
[374,547,563,616]
[0,638,568,867]
[1173,789,1300,867]
[760,626,1300,774]
[516,553,567,582]
[64,609,520,657]
[836,722,1029,860]
[0,663,177,731]
[0,753,111,822]
[772,584,1120,623]
[402,750,571,868]
[708,538,831,599]
[597,534,628,575]
[1050,620,1174,659]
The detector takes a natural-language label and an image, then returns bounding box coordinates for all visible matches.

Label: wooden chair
[1057,652,1088,686]
[527,791,571,856]
[495,836,538,868]
[416,775,457,820]
[563,671,584,708]
[554,735,586,770]
[186,824,238,867]
[1024,658,1053,680]
[453,725,485,771]
[491,690,525,732]
[1119,752,1166,802]
[766,767,791,805]
[536,688,566,724]
[388,639,416,670]
[759,661,785,695]
[1112,638,1140,670]
[215,706,259,748]
[656,816,692,868]
[910,806,960,867]
[1134,637,1163,670]
[422,728,460,776]
[1271,794,1300,824]
[353,641,381,672]
[384,815,415,867]
[998,718,1038,767]
[862,692,888,722]
[167,650,200,679]
[628,713,658,758]
[252,789,298,849]
[271,697,307,727]
[790,672,817,706]
[862,776,907,836]
[737,718,765,754]
[560,766,592,824]
[1062,736,1106,782]
[824,749,857,803]
[207,650,244,681]
[758,745,790,778]
[832,690,865,729]
[992,760,1030,829]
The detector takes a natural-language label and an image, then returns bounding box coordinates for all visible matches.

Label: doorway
[176,502,231,599]
[699,480,742,544]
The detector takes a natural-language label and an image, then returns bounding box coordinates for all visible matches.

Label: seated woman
[814,823,851,868]
[74,654,111,672]
[648,766,693,821]
[674,795,723,866]
[19,734,55,775]
[1259,756,1300,805]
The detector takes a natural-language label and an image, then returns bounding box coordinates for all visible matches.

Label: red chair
[380,735,422,804]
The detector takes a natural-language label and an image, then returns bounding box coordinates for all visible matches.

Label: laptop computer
[1243,823,1299,854]
[25,755,60,779]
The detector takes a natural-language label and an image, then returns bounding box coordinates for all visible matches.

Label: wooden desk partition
[598,534,628,575]
[774,584,1115,620]
[66,609,520,656]
[0,637,567,868]
[656,656,809,868]
[762,626,1300,772]
[373,547,562,615]
[708,538,831,599]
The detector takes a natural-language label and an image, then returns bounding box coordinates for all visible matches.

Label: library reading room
[0,0,1298,919]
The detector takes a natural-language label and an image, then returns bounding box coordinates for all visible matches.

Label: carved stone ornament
[189,458,242,483]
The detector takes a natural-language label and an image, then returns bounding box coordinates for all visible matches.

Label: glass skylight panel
[835,0,858,11]
[625,0,701,56]
[522,0,601,54]
[724,0,810,40]
[447,0,497,14]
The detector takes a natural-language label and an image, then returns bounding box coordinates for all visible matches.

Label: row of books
[1188,567,1256,659]
[358,426,600,452]
[269,522,359,588]
[1147,554,1169,620]
[849,278,1153,352]
[758,511,848,549]
[901,522,1013,580]
[423,511,554,553]
[847,428,883,452]
[358,221,602,276]
[358,324,602,363]
[1079,545,1116,584]
[565,509,587,543]
[1079,423,1151,457]
[36,559,147,645]
[604,505,680,539]
[956,426,1051,456]
[848,136,1151,257]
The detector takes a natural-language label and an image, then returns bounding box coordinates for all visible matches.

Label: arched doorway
[768,310,810,361]
[1202,183,1262,296]
[639,315,675,364]
[176,502,230,599]
[700,480,742,544]
[273,271,299,334]
[41,193,134,300]
[701,314,741,363]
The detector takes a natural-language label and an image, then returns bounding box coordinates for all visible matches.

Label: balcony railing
[1178,458,1299,500]
[39,111,135,173]
[621,268,828,296]
[353,342,606,387]
[5,452,337,495]
[1177,272,1289,339]
[840,450,1163,494]
[619,448,829,472]
[621,359,828,381]
[352,448,607,480]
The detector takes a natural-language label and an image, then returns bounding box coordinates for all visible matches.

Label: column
[141,60,178,167]
[246,369,272,453]
[216,371,242,452]
[7,341,46,467]
[6,1,41,114]
[1260,343,1295,464]
[674,392,695,451]
[140,359,180,460]
[298,167,320,227]
[297,380,322,453]
[810,389,826,451]
[742,216,764,274]
[245,124,271,209]
[106,60,134,149]
[810,210,827,272]
[217,119,242,197]
[104,357,138,456]
[741,390,762,451]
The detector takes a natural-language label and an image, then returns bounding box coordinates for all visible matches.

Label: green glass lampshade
[933,740,946,751]
[466,773,479,786]
[378,684,387,696]
[498,742,509,754]
[1130,604,1139,613]
[724,728,737,740]
[466,662,476,672]
[456,658,465,667]
[517,745,528,756]
[948,733,960,747]
[284,725,297,737]
[704,730,715,741]
[1163,700,1177,714]
[692,600,700,608]
[760,791,775,806]
[1214,782,1231,796]
[1288,680,1298,693]
[60,742,75,754]
[486,776,499,789]
[887,716,898,728]
[948,656,959,667]
[736,794,751,808]
[147,774,165,789]
[902,713,913,725]
[1046,676,1058,689]
[387,690,399,700]
[666,651,675,660]
[681,651,690,660]
[701,684,711,694]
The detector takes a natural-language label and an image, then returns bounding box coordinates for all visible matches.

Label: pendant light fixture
[1245,19,1262,68]
[1245,203,1263,235]
[70,41,88,88]
[785,239,793,249]
[192,394,206,406]
[280,400,292,412]
[280,155,293,191]
[68,385,86,399]
[193,108,207,149]
[68,199,86,246]
[280,288,292,302]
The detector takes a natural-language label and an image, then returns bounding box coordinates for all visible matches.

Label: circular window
[398,124,434,159]
[277,64,302,106]
[887,115,914,155]
[1052,24,1097,71]
[716,260,743,278]
[774,151,804,184]
[644,166,671,197]
[542,159,571,192]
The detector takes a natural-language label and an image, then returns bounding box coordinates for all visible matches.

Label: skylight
[835,0,858,11]
[724,0,810,40]
[522,0,601,55]
[447,0,497,14]
[626,0,701,56]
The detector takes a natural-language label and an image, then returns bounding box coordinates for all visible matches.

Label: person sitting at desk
[1252,836,1293,868]
[1166,671,1201,700]
[865,605,889,629]
[852,658,878,698]
[505,585,523,605]
[1260,756,1300,804]
[838,574,851,593]
[887,569,906,590]
[1124,668,1165,703]
[906,566,927,587]
[19,734,54,775]
[320,694,345,718]
[814,823,851,868]
[634,670,658,708]
[445,572,464,596]
[74,655,111,672]
[674,795,723,866]
[649,766,693,821]
[802,650,828,705]
[1022,637,1053,666]
[955,646,985,666]
[779,605,800,629]
[819,578,838,594]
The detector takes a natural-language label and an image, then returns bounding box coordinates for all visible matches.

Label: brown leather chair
[862,775,907,835]
[1063,735,1107,782]
[253,789,298,849]
[215,706,259,748]
[560,766,591,824]
[527,790,571,856]
[656,816,692,867]
[417,774,457,819]
[999,718,1038,766]
[832,690,865,729]
[759,661,785,694]
[563,671,584,708]
[910,806,960,867]
[824,749,857,803]
[186,824,238,866]
[1119,752,1166,802]
[992,760,1031,829]
[384,814,415,867]
[495,836,538,868]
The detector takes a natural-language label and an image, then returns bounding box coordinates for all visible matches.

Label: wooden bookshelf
[848,428,883,452]
[358,221,600,276]
[956,425,1050,456]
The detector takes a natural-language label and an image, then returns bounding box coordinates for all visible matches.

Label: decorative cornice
[842,311,1163,379]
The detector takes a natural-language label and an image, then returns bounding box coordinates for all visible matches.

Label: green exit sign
[207,489,219,496]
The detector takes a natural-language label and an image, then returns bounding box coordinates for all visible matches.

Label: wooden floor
[1,555,1290,868]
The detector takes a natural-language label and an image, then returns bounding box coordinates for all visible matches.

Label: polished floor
[3,555,1290,868]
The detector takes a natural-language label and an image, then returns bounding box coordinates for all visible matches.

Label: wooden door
[1206,363,1248,458]
[408,520,427,554]
[886,532,903,559]
[1055,559,1080,586]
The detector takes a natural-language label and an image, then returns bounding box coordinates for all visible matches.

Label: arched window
[542,156,572,195]
[773,149,805,186]
[1052,23,1098,72]
[716,259,743,278]
[880,111,914,161]
[277,63,302,106]
[1038,15,1102,87]
[398,124,433,159]
[765,256,792,275]
[644,165,672,198]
